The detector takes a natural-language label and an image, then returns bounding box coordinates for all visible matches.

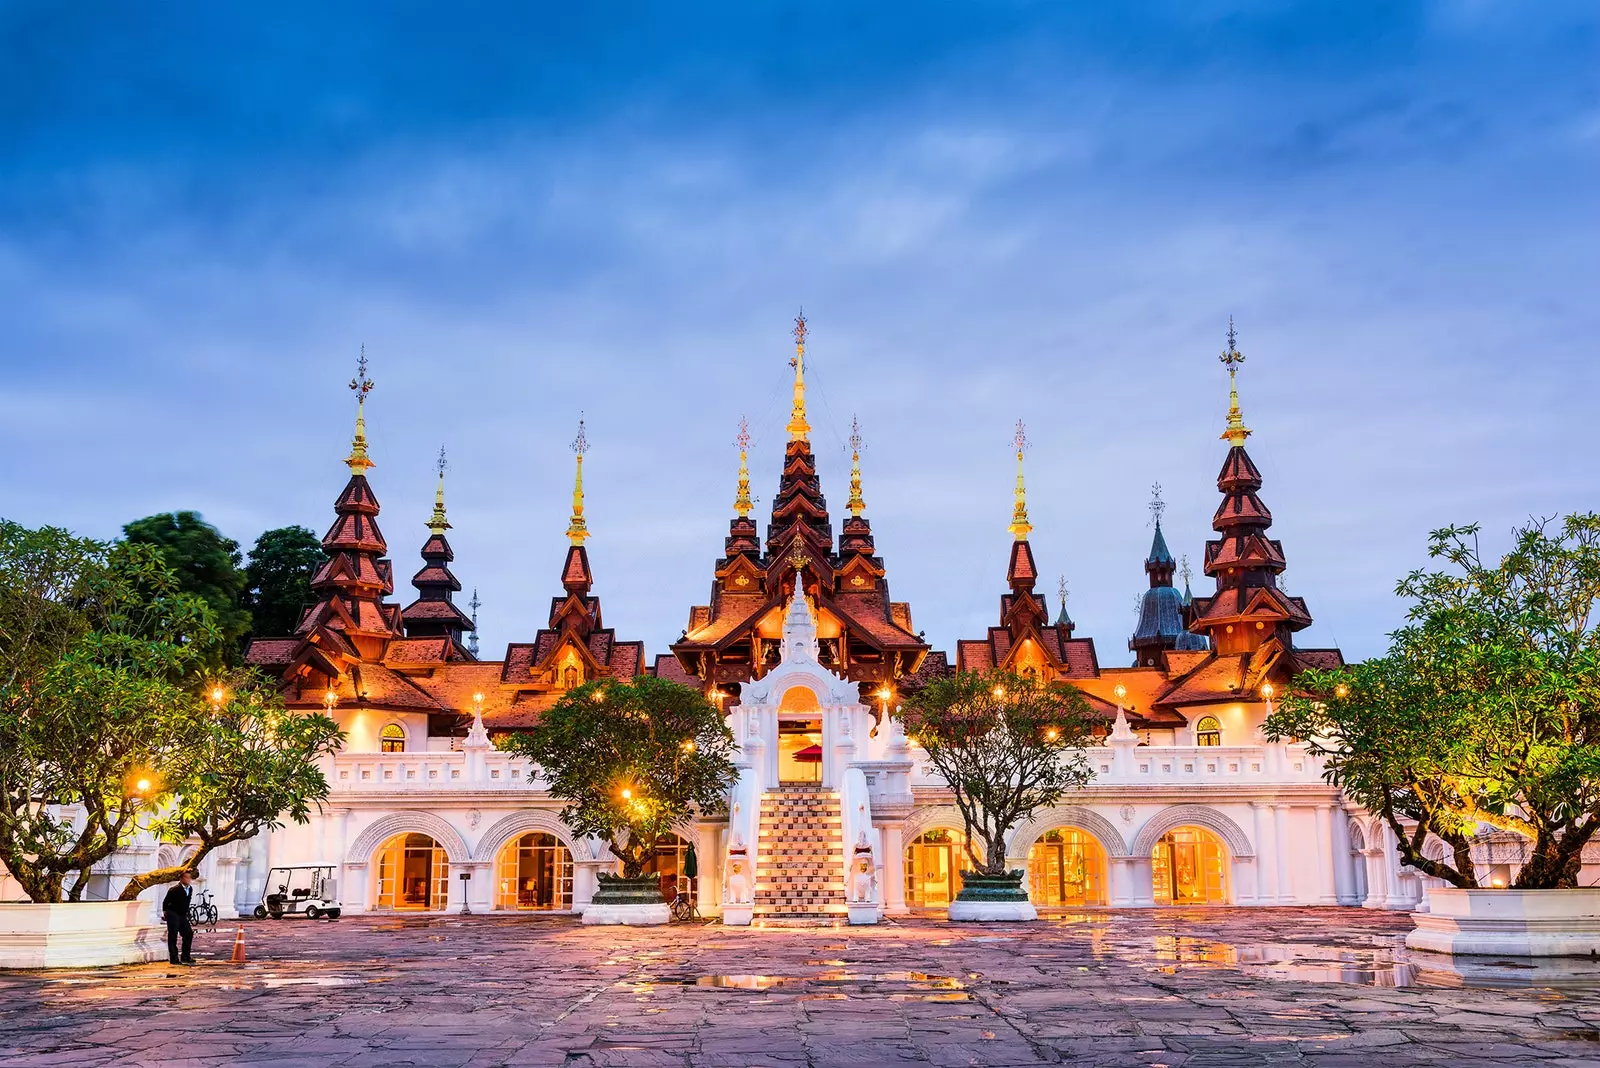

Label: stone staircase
[754,785,847,920]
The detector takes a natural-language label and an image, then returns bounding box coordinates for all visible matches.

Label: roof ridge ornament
[427,445,450,534]
[345,345,376,476]
[846,415,866,517]
[566,414,589,546]
[786,310,811,442]
[733,416,754,517]
[1219,317,1253,446]
[1149,482,1165,527]
[1008,419,1032,541]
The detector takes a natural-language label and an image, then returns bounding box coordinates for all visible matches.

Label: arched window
[905,829,971,907]
[380,723,406,753]
[1194,716,1221,747]
[494,832,573,910]
[1027,828,1109,907]
[562,664,580,689]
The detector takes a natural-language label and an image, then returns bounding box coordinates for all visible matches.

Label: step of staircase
[753,785,848,920]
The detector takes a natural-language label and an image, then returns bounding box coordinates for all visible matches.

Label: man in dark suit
[162,870,196,966]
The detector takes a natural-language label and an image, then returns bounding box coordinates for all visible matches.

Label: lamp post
[459,870,472,916]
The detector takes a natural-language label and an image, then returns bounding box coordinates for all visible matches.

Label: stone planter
[581,874,670,926]
[0,901,166,969]
[947,870,1037,922]
[1407,888,1600,957]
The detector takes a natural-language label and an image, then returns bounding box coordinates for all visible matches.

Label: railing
[328,749,545,792]
[899,742,1328,791]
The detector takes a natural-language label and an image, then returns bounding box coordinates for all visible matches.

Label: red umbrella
[794,744,823,762]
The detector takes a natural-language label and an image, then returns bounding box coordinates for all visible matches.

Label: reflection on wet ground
[10,909,1600,1066]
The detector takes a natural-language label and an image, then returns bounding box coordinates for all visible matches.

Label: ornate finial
[846,415,866,517]
[566,414,589,546]
[786,309,811,442]
[1008,419,1032,541]
[1219,317,1252,446]
[1058,574,1068,609]
[788,546,812,571]
[733,416,753,518]
[467,587,481,656]
[344,345,376,475]
[427,445,450,533]
[1181,553,1193,589]
[1148,482,1165,527]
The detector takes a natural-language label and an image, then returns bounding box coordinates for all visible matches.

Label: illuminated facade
[160,321,1447,920]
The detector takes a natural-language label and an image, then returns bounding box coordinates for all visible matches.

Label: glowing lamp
[1335,684,1350,699]
[621,788,632,801]
[682,739,697,752]
[1044,728,1058,742]
[1260,683,1275,700]
[210,686,225,705]
[135,778,152,793]
[992,686,1005,699]
[1113,684,1127,702]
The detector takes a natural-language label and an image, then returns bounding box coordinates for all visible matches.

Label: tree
[0,521,216,902]
[1268,516,1600,890]
[499,676,737,879]
[899,670,1097,874]
[243,526,326,639]
[123,511,250,664]
[118,671,342,899]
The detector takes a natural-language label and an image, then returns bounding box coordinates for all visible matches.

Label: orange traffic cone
[231,927,246,964]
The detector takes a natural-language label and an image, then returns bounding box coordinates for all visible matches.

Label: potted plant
[900,670,1096,921]
[500,675,736,924]
[1269,516,1600,956]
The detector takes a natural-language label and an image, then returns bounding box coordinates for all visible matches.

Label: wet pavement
[4,908,1600,1066]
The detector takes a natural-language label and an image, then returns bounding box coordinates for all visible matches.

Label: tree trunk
[1514,832,1588,890]
[118,852,206,901]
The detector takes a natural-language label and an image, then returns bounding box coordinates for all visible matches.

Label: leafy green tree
[243,525,326,638]
[1269,515,1600,890]
[118,670,342,900]
[899,670,1097,874]
[499,676,737,878]
[123,511,250,663]
[0,521,216,902]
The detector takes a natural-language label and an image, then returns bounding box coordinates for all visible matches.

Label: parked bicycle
[189,888,219,927]
[670,891,700,922]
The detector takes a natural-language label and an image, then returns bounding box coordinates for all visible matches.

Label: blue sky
[2,2,1596,663]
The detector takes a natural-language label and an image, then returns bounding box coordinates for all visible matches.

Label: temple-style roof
[400,455,477,653]
[1131,495,1208,666]
[670,321,931,695]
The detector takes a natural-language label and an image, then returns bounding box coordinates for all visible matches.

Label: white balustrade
[328,750,544,792]
[902,743,1325,791]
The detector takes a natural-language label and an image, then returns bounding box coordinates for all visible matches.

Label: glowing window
[380,724,406,753]
[1194,716,1222,747]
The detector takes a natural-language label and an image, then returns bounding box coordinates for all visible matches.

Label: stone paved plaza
[5,909,1600,1067]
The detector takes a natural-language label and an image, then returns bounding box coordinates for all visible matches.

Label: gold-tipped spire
[344,346,376,476]
[427,445,450,534]
[846,415,866,517]
[566,415,589,546]
[1008,419,1032,540]
[733,416,753,517]
[785,311,811,442]
[1219,317,1252,446]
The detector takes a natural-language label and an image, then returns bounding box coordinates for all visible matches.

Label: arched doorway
[1028,828,1109,906]
[645,832,697,905]
[494,832,573,910]
[905,829,969,907]
[374,832,449,910]
[1151,826,1228,905]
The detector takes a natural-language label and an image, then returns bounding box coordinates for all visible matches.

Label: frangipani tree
[500,675,737,879]
[900,670,1096,875]
[1268,515,1600,890]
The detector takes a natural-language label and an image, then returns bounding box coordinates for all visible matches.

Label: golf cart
[254,864,342,920]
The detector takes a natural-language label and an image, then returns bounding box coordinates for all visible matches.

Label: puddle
[632,971,967,993]
[1122,936,1600,992]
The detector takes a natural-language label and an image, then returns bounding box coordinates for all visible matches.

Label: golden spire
[1008,419,1032,541]
[566,415,589,546]
[1219,316,1252,446]
[344,345,375,476]
[846,415,866,517]
[427,446,450,534]
[733,416,753,517]
[785,311,811,442]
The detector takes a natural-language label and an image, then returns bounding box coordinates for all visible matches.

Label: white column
[1329,806,1353,905]
[1251,802,1277,904]
[1129,856,1156,907]
[1382,826,1408,909]
[1110,856,1137,906]
[884,824,908,915]
[1314,804,1338,905]
[1273,804,1293,903]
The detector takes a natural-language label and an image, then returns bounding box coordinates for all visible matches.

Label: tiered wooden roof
[399,461,477,653]
[662,321,930,698]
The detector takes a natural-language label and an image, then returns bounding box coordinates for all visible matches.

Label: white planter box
[581,902,671,926]
[947,899,1038,922]
[0,901,166,969]
[847,904,883,925]
[1407,888,1600,957]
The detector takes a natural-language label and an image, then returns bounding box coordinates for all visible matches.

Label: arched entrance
[905,829,969,907]
[1151,826,1229,905]
[494,832,573,910]
[1028,828,1109,906]
[374,832,449,910]
[645,831,697,905]
[777,685,823,784]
